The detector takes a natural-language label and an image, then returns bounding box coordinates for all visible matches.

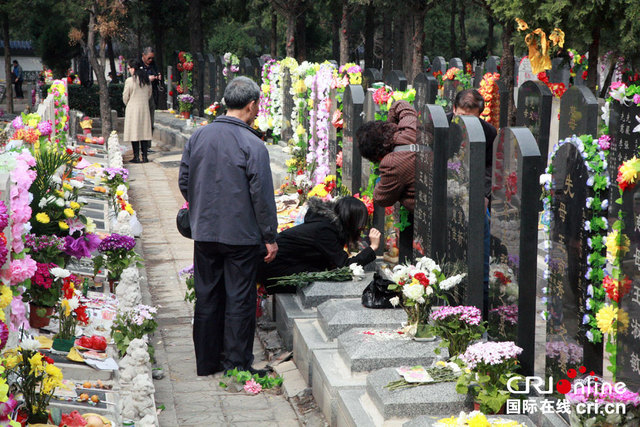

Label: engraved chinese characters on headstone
[413,73,438,107]
[206,54,216,103]
[516,80,553,163]
[363,68,382,90]
[341,85,365,194]
[545,140,604,379]
[281,68,294,143]
[486,56,500,74]
[361,89,379,191]
[558,86,598,140]
[517,58,535,87]
[442,78,462,114]
[328,88,338,177]
[449,57,464,70]
[496,80,508,130]
[616,179,640,390]
[488,127,541,376]
[432,56,447,74]
[446,116,487,309]
[414,104,448,260]
[608,103,640,217]
[384,70,407,91]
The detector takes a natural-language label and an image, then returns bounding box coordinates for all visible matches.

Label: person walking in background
[123,59,152,163]
[12,60,24,99]
[141,47,161,129]
[179,76,278,377]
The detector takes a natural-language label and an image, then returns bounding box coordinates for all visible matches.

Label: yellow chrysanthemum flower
[296,124,305,136]
[69,201,80,210]
[349,74,362,85]
[0,286,13,309]
[435,417,457,426]
[619,157,640,184]
[59,221,69,230]
[606,230,630,262]
[125,204,135,215]
[62,183,73,191]
[596,305,622,335]
[63,208,75,218]
[324,175,336,184]
[29,352,45,376]
[45,363,63,383]
[4,354,21,370]
[293,80,306,94]
[116,190,124,196]
[467,413,490,427]
[61,299,71,317]
[36,212,50,224]
[307,184,328,199]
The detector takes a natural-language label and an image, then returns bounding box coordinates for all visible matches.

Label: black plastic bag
[176,208,191,239]
[361,272,398,309]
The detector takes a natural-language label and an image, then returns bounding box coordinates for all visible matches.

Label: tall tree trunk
[403,14,413,78]
[458,1,467,63]
[331,6,340,61]
[85,5,112,136]
[151,0,164,71]
[382,8,392,75]
[500,23,515,125]
[2,13,13,114]
[295,9,306,61]
[587,25,600,94]
[271,13,278,58]
[449,0,457,57]
[411,3,427,83]
[339,0,350,65]
[392,11,404,70]
[106,37,117,83]
[364,4,375,69]
[487,15,494,56]
[188,0,203,113]
[285,12,295,58]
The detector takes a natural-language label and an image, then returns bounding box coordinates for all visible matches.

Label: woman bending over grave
[257,197,381,293]
[356,100,418,211]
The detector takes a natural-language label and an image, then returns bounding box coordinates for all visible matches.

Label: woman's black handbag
[176,208,191,239]
[361,272,398,309]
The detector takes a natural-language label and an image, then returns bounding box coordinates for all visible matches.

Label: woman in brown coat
[123,59,152,163]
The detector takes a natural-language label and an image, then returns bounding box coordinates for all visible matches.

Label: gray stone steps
[292,318,337,385]
[317,298,406,340]
[404,415,536,426]
[275,294,317,351]
[298,273,373,308]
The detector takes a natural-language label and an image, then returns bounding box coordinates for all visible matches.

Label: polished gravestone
[341,85,365,194]
[473,65,483,88]
[516,80,553,163]
[281,68,294,143]
[328,88,339,177]
[239,56,252,76]
[251,56,265,82]
[431,56,447,74]
[215,55,225,102]
[607,102,640,217]
[413,73,438,106]
[206,54,216,103]
[363,68,382,90]
[488,127,541,375]
[549,58,571,87]
[297,273,374,308]
[516,58,535,88]
[545,139,604,377]
[385,70,408,91]
[442,79,461,114]
[445,115,487,309]
[448,57,463,70]
[317,298,406,340]
[558,85,598,140]
[486,56,500,74]
[414,104,448,260]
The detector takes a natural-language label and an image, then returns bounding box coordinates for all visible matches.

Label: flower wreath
[222,52,240,81]
[541,134,609,344]
[537,72,567,98]
[286,62,316,182]
[257,59,276,133]
[568,49,588,83]
[436,67,472,109]
[176,51,194,94]
[478,72,500,129]
[308,62,335,184]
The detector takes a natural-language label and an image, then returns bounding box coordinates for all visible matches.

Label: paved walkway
[127,148,301,426]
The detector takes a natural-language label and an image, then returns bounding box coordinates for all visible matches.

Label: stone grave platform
[317,298,406,340]
[275,294,317,351]
[292,318,337,385]
[404,415,536,426]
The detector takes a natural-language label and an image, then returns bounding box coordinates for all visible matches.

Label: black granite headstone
[240,57,252,76]
[449,57,464,70]
[442,79,462,114]
[384,70,408,91]
[206,54,216,103]
[615,178,640,391]
[423,56,431,73]
[446,115,487,310]
[195,52,205,113]
[496,80,509,130]
[342,85,365,194]
[432,56,447,74]
[281,68,294,143]
[413,73,439,106]
[251,56,265,83]
[608,102,640,217]
[488,127,541,376]
[486,56,500,74]
[545,139,604,378]
[558,86,598,140]
[363,68,382,90]
[414,104,448,260]
[328,88,338,177]
[215,55,225,102]
[473,65,484,88]
[549,58,571,87]
[515,80,553,164]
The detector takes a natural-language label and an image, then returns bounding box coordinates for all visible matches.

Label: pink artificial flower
[633,94,640,105]
[66,217,86,235]
[244,379,262,395]
[8,256,37,285]
[598,134,611,150]
[10,295,29,332]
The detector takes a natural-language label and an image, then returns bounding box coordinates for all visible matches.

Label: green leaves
[270,267,353,288]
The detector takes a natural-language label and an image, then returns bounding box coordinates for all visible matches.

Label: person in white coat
[123,59,152,163]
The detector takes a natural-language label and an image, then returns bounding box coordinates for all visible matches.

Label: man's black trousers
[193,241,260,376]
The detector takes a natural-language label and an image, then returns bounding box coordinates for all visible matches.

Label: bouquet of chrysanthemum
[431,305,485,357]
[178,94,195,113]
[92,233,140,283]
[111,304,158,357]
[566,376,640,427]
[55,275,89,341]
[456,341,523,414]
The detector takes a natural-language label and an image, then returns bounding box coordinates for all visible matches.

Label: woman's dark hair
[356,121,397,162]
[128,59,150,86]
[334,196,369,246]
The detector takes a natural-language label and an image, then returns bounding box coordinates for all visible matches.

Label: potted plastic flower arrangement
[177,94,195,119]
[111,304,158,358]
[93,233,140,292]
[53,275,89,352]
[430,305,485,358]
[23,264,68,328]
[204,102,221,123]
[456,341,523,414]
[388,257,466,338]
[566,376,640,427]
[4,337,64,424]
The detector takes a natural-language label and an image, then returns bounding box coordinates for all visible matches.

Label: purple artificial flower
[598,134,611,151]
[11,116,24,130]
[0,201,8,229]
[634,94,640,105]
[98,233,136,252]
[37,120,53,136]
[0,321,8,351]
[64,233,102,259]
[431,305,482,325]
[103,167,129,182]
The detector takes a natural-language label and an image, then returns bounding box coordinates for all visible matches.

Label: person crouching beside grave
[355,100,418,211]
[257,197,381,293]
[448,89,497,320]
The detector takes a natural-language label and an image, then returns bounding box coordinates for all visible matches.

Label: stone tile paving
[127,150,302,426]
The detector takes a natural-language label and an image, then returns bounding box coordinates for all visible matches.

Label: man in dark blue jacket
[179,76,278,376]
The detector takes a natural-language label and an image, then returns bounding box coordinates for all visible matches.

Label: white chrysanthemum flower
[439,273,466,290]
[50,267,71,279]
[69,180,83,188]
[349,263,364,277]
[402,283,425,302]
[55,198,65,207]
[20,336,41,351]
[389,296,400,307]
[68,296,80,311]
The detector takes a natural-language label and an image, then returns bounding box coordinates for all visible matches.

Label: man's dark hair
[142,47,155,55]
[356,121,397,162]
[334,196,369,246]
[224,76,260,109]
[454,89,485,113]
[12,60,18,65]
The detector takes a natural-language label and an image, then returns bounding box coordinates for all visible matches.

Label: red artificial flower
[176,63,184,72]
[414,272,430,287]
[176,85,184,94]
[178,51,186,62]
[75,305,89,325]
[603,275,632,303]
[331,109,343,129]
[385,206,394,216]
[582,70,588,81]
[169,90,174,97]
[184,62,194,71]
[372,87,392,106]
[493,271,511,286]
[336,151,343,168]
[44,355,55,365]
[66,148,73,155]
